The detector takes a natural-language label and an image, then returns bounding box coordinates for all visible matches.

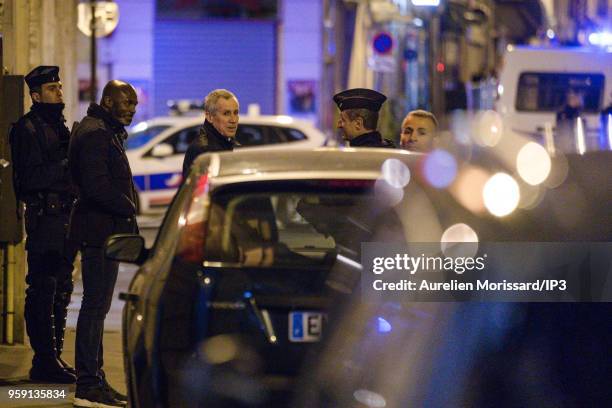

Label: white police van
[496,45,612,152]
[126,113,326,213]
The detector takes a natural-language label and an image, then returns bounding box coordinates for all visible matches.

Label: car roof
[137,115,321,129]
[193,148,421,185]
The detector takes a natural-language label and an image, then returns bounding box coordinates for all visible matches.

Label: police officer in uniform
[9,66,76,383]
[333,88,395,148]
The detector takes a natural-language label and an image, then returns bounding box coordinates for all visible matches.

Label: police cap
[25,66,61,90]
[333,88,387,112]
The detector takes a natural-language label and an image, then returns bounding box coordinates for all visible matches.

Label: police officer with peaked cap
[9,65,77,383]
[333,88,395,148]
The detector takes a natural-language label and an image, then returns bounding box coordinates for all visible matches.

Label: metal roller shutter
[154,20,276,116]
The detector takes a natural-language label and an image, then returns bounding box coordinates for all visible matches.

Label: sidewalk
[0,329,125,407]
[0,220,156,407]
[0,263,135,408]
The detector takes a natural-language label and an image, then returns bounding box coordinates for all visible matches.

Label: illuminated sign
[411,0,441,6]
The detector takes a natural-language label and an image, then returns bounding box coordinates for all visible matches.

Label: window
[278,127,307,142]
[236,125,266,146]
[516,72,605,113]
[235,125,289,147]
[126,125,170,150]
[158,125,201,155]
[173,179,404,295]
[202,181,389,272]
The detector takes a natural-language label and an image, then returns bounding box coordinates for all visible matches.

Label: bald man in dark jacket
[68,80,138,407]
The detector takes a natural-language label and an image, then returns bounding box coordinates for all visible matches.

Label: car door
[120,178,197,407]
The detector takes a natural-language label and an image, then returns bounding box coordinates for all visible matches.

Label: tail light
[176,174,209,263]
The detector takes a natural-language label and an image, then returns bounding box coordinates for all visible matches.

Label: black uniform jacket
[182,120,237,178]
[68,103,138,247]
[349,131,395,148]
[10,104,73,252]
[10,104,71,199]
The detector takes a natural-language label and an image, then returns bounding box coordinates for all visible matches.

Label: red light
[177,174,210,263]
[177,220,206,263]
[436,62,445,72]
[195,174,209,197]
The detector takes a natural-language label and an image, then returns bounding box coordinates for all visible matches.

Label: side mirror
[104,234,148,264]
[151,143,174,158]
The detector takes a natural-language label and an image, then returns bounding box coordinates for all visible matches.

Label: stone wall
[1,0,78,124]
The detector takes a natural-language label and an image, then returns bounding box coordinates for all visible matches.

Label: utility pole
[428,10,443,118]
[90,0,97,103]
[0,35,26,345]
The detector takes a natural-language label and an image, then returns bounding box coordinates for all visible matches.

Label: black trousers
[25,235,76,363]
[75,245,119,388]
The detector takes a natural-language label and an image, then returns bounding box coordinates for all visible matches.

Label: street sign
[404,49,418,61]
[372,32,394,55]
[77,1,119,38]
[368,55,396,73]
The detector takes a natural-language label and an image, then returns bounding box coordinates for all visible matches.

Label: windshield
[201,181,402,271]
[191,183,402,297]
[126,125,171,150]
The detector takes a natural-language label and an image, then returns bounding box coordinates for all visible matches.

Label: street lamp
[76,1,119,102]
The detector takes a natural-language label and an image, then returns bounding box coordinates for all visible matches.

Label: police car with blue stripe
[126,106,326,212]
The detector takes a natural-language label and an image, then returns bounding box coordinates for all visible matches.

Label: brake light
[177,174,209,263]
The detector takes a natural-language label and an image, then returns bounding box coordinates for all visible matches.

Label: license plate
[289,311,325,342]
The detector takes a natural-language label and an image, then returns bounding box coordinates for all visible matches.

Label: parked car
[106,147,611,407]
[125,114,326,212]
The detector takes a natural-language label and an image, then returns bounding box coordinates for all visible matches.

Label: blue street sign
[373,32,394,55]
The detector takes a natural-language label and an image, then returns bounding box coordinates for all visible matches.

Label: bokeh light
[518,183,544,210]
[483,173,520,217]
[516,142,551,185]
[201,335,239,365]
[544,153,569,188]
[381,159,411,188]
[353,389,387,408]
[450,166,490,214]
[423,149,458,188]
[473,110,503,147]
[441,223,479,258]
[374,179,404,207]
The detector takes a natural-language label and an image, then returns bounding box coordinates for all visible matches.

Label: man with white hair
[182,89,240,178]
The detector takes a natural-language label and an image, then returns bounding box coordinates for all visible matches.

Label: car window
[153,125,200,155]
[204,193,331,266]
[236,125,266,146]
[278,127,307,142]
[516,72,604,113]
[265,126,284,144]
[126,125,170,150]
[195,182,405,297]
[202,182,392,270]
